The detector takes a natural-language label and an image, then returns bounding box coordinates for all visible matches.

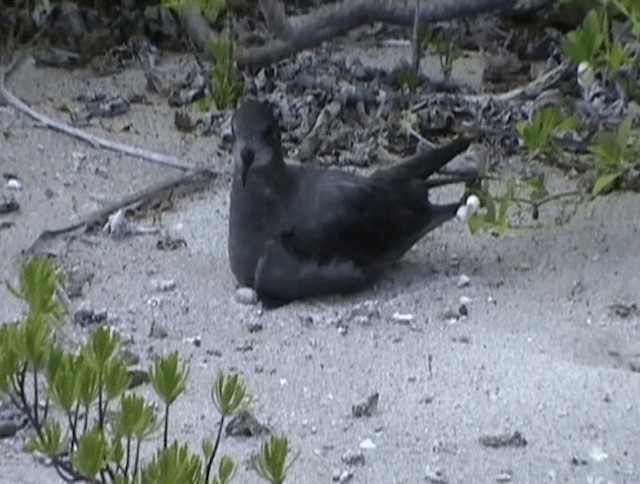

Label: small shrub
[1,257,294,483]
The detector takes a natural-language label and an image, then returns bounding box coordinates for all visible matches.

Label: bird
[228,99,476,305]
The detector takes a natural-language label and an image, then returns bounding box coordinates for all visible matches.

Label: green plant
[588,117,640,195]
[198,29,244,111]
[418,26,461,81]
[162,0,227,23]
[149,351,188,448]
[610,0,640,36]
[394,69,421,92]
[1,257,293,483]
[516,106,578,159]
[252,435,297,484]
[561,8,632,72]
[466,175,582,234]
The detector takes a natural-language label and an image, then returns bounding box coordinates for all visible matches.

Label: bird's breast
[228,177,291,286]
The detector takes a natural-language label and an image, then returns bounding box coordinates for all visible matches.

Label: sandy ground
[1,56,640,484]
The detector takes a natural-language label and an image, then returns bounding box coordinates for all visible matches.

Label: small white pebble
[577,61,596,87]
[456,205,469,222]
[151,279,176,292]
[466,194,480,214]
[335,470,353,483]
[459,296,472,305]
[5,178,22,191]
[496,470,513,482]
[424,465,445,481]
[457,274,471,288]
[359,438,376,450]
[234,287,258,305]
[279,378,288,386]
[392,312,414,322]
[589,447,608,462]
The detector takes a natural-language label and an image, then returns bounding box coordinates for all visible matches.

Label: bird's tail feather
[425,202,461,233]
[385,137,472,180]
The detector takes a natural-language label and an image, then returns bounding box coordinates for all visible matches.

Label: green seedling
[2,256,294,483]
[196,30,244,111]
[588,117,640,195]
[204,372,246,482]
[466,174,581,234]
[253,435,297,484]
[516,106,578,159]
[561,8,631,72]
[162,0,227,23]
[140,441,204,484]
[611,0,640,36]
[394,69,421,92]
[6,255,64,323]
[150,351,189,448]
[418,26,460,81]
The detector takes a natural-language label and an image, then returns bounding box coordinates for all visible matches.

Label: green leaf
[212,372,246,416]
[109,438,125,466]
[615,118,632,149]
[525,174,548,201]
[22,312,51,367]
[0,323,24,393]
[71,426,108,479]
[45,343,65,383]
[561,9,607,66]
[115,393,157,440]
[6,256,64,322]
[253,435,295,484]
[140,441,204,484]
[87,325,120,368]
[215,455,237,484]
[104,359,131,401]
[592,172,623,195]
[25,420,63,456]
[202,438,214,459]
[150,352,188,405]
[75,359,99,409]
[48,355,78,412]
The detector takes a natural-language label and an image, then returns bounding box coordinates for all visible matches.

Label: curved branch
[238,0,515,68]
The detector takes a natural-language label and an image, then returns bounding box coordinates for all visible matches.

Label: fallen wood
[25,169,216,256]
[0,57,198,172]
[237,0,516,68]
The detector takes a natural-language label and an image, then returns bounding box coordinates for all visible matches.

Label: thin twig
[0,59,198,172]
[411,62,572,112]
[512,190,582,208]
[25,169,216,256]
[237,0,514,68]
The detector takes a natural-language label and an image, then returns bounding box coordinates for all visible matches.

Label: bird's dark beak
[240,146,255,187]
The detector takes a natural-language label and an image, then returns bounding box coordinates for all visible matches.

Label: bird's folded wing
[254,239,368,302]
[278,170,430,268]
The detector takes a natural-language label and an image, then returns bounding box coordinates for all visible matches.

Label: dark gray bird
[229,100,475,305]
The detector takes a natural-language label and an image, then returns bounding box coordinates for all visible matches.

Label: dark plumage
[228,100,475,304]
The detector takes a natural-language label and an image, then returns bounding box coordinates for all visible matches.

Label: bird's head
[231,100,284,187]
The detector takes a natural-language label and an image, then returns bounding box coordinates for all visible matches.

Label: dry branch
[25,169,216,256]
[0,58,197,172]
[239,0,515,68]
[0,57,217,256]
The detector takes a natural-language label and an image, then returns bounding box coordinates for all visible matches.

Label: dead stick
[0,59,197,172]
[237,0,514,68]
[410,62,572,112]
[25,169,216,256]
